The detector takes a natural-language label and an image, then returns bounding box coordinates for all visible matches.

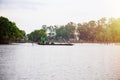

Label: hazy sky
[0,0,120,33]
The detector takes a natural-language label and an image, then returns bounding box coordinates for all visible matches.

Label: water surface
[0,43,120,80]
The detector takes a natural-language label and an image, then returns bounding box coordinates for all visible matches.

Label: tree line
[1,16,120,44]
[76,18,120,43]
[28,17,120,43]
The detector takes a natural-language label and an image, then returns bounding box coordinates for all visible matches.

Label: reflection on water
[0,43,120,80]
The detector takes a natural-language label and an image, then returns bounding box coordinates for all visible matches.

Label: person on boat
[41,37,46,44]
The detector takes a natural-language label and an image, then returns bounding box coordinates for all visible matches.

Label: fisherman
[41,37,46,44]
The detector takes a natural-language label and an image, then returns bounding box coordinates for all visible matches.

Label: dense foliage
[27,17,120,43]
[55,22,76,41]
[2,16,120,43]
[77,18,120,43]
[27,29,47,42]
[0,16,25,44]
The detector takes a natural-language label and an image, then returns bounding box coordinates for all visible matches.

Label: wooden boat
[37,43,73,46]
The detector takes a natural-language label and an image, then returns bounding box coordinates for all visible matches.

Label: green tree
[65,22,76,40]
[55,25,68,40]
[27,29,47,42]
[108,18,120,42]
[77,23,90,41]
[0,16,25,44]
[55,22,76,41]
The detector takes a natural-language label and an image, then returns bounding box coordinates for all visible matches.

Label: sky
[0,0,120,33]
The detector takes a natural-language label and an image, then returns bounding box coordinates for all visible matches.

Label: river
[0,43,120,80]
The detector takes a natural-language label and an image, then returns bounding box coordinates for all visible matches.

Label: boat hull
[37,43,73,46]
